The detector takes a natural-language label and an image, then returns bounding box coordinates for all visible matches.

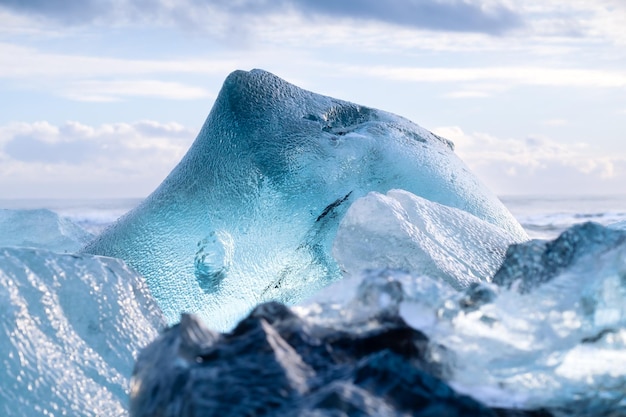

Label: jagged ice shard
[83,69,526,330]
[333,189,523,289]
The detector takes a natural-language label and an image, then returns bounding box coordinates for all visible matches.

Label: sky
[0,0,625,198]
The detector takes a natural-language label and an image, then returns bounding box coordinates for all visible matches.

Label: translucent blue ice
[83,69,526,330]
[333,189,525,289]
[299,222,626,415]
[0,208,93,252]
[0,248,165,417]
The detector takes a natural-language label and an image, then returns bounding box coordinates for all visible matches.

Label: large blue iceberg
[83,69,526,330]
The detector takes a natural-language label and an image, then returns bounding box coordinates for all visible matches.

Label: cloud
[516,0,626,45]
[0,0,522,35]
[4,135,98,164]
[542,119,567,126]
[340,65,626,89]
[0,42,236,79]
[0,42,229,101]
[62,80,214,102]
[0,0,106,23]
[288,0,523,35]
[443,90,491,99]
[0,120,196,198]
[433,126,626,195]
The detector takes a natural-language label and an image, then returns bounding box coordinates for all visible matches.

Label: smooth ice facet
[83,69,526,330]
[333,189,526,289]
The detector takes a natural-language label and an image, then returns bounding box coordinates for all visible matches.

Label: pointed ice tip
[222,68,290,91]
[214,68,304,117]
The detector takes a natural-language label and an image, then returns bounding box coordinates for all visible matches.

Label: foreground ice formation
[0,248,165,417]
[386,222,626,415]
[0,208,93,252]
[132,221,626,417]
[333,189,524,289]
[130,302,546,417]
[83,69,526,329]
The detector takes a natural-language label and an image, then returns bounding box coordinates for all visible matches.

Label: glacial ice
[0,208,93,252]
[302,222,626,415]
[0,248,165,417]
[333,189,524,289]
[131,221,626,416]
[83,69,526,330]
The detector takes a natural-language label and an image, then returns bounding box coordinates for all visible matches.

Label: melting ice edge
[1,69,625,417]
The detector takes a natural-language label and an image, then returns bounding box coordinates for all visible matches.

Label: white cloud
[342,65,626,89]
[443,90,492,99]
[0,42,237,79]
[0,120,197,198]
[514,0,626,45]
[1,0,624,106]
[442,83,510,99]
[0,41,231,101]
[542,119,568,126]
[433,126,626,195]
[62,80,214,102]
[0,0,524,35]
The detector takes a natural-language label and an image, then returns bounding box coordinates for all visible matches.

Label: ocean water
[500,194,626,239]
[0,198,142,235]
[3,195,626,241]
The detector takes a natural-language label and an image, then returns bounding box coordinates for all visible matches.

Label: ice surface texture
[0,208,93,252]
[0,248,165,417]
[130,301,548,417]
[334,189,523,289]
[83,69,526,330]
[494,221,626,292]
[325,222,626,415]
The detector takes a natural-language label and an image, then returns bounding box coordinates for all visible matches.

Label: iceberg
[83,69,526,330]
[131,221,626,416]
[0,208,93,252]
[0,248,165,417]
[333,189,524,289]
